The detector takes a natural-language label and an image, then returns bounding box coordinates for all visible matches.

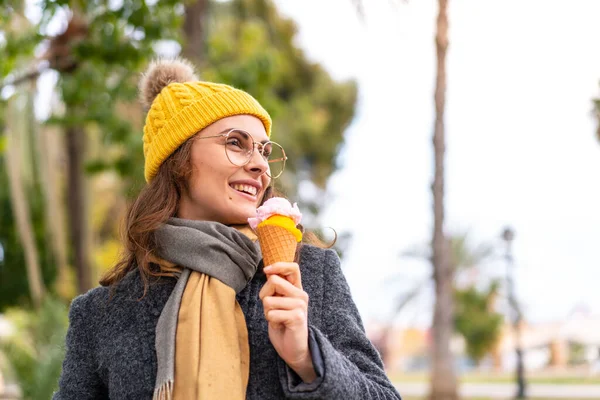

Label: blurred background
[1,0,599,399]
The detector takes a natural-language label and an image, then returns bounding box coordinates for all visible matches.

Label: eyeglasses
[196,129,287,179]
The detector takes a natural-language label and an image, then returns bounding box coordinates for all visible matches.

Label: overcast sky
[274,0,600,328]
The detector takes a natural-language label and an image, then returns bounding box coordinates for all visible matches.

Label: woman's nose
[245,147,269,174]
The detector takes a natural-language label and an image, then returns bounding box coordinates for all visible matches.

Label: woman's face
[177,115,272,225]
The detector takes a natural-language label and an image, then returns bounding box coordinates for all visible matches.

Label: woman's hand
[259,262,317,383]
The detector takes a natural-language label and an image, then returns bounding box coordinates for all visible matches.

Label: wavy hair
[100,135,333,292]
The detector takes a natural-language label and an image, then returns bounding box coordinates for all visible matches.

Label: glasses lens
[224,130,286,178]
[225,130,254,166]
[266,142,286,179]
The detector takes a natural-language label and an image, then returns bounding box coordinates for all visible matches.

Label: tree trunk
[4,97,45,308]
[65,125,92,294]
[182,0,208,66]
[37,125,70,299]
[28,75,70,299]
[429,0,458,399]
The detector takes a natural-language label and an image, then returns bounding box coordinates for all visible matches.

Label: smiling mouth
[230,183,258,197]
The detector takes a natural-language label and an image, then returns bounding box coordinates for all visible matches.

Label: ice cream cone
[256,224,298,266]
[248,197,303,267]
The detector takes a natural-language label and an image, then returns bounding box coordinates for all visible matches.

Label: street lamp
[502,227,526,399]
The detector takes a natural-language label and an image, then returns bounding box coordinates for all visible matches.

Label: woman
[53,58,402,399]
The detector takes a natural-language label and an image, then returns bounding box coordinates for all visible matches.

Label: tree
[1,0,356,301]
[347,0,457,393]
[0,158,56,311]
[0,4,49,309]
[1,0,182,294]
[454,282,503,365]
[0,89,59,311]
[394,233,503,368]
[0,296,68,399]
[183,0,209,66]
[3,85,46,309]
[429,0,457,398]
[0,5,358,396]
[204,0,357,226]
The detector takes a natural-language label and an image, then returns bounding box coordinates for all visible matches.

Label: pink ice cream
[248,197,302,230]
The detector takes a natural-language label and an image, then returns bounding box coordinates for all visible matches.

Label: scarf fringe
[153,380,173,400]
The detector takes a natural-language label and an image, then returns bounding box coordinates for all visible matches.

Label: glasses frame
[196,128,287,179]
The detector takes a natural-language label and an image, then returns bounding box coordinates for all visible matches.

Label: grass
[403,398,600,400]
[389,372,600,385]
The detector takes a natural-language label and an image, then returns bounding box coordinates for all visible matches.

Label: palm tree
[347,1,456,396]
[383,233,498,369]
[429,0,457,398]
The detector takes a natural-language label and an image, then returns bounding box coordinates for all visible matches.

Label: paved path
[4,381,600,399]
[395,382,600,398]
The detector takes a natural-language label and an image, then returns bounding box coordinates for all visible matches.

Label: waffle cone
[256,224,298,266]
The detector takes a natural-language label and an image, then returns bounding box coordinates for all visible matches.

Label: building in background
[369,307,600,375]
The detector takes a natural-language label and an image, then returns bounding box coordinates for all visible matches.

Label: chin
[228,210,255,225]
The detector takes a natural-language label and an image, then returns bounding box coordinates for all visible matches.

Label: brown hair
[100,136,333,291]
[99,134,196,288]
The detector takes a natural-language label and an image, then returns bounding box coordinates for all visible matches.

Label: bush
[1,296,68,400]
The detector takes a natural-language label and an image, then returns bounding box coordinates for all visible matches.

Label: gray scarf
[152,218,262,399]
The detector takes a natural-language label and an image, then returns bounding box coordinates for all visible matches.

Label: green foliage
[48,1,182,185]
[3,0,356,204]
[0,7,42,80]
[568,342,587,366]
[0,2,186,307]
[0,296,69,400]
[0,30,42,78]
[0,1,358,394]
[0,87,58,311]
[0,0,357,303]
[454,282,504,364]
[205,0,357,217]
[0,152,57,311]
[1,1,184,186]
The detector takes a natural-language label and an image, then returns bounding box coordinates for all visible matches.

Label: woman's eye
[227,139,243,148]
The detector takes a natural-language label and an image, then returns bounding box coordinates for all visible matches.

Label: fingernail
[263,266,272,272]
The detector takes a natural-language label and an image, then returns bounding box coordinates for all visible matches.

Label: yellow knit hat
[139,58,272,182]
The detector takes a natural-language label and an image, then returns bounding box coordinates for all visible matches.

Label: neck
[229,224,258,241]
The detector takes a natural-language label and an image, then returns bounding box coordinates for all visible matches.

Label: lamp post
[502,227,526,399]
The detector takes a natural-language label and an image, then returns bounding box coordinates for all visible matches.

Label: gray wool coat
[53,245,402,399]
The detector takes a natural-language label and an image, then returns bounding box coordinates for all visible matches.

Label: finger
[259,276,275,300]
[260,275,308,301]
[263,262,302,289]
[262,296,306,318]
[265,308,307,327]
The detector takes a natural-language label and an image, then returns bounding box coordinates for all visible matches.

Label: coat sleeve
[279,249,402,399]
[53,294,108,399]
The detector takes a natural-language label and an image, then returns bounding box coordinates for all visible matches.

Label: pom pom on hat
[138,58,198,109]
